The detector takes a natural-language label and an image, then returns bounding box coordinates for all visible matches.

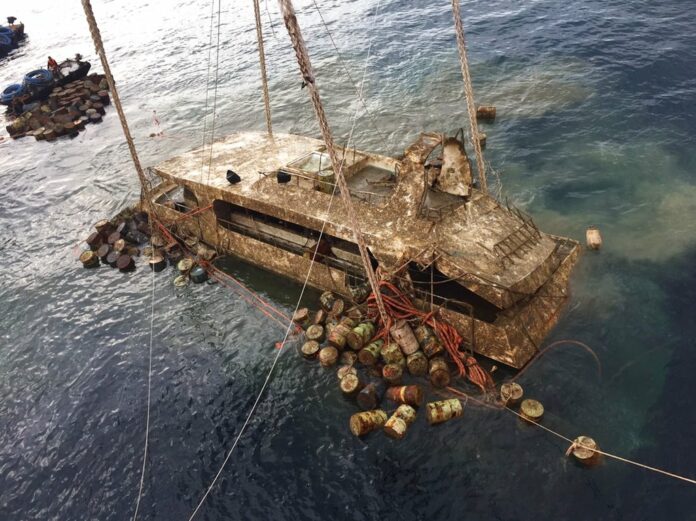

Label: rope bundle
[366,280,494,392]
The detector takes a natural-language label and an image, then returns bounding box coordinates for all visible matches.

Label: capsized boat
[148,131,580,369]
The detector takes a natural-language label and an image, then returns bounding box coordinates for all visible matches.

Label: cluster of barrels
[6,73,110,141]
[78,212,151,272]
[78,210,219,289]
[296,291,465,440]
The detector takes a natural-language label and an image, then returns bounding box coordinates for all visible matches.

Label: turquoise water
[1,0,695,519]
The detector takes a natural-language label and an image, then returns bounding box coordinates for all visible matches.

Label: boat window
[212,199,369,278]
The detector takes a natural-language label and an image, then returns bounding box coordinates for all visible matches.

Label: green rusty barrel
[406,351,428,376]
[380,342,405,365]
[346,321,375,351]
[384,404,417,440]
[349,410,388,437]
[429,357,450,388]
[358,339,383,366]
[426,398,463,425]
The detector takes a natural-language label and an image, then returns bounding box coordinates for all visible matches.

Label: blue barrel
[0,83,24,105]
[23,69,53,87]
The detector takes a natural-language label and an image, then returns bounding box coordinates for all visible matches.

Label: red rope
[173,203,213,222]
[367,280,494,392]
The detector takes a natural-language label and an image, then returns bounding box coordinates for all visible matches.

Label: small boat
[1,57,91,109]
[0,16,25,56]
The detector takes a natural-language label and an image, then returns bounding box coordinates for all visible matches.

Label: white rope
[131,241,157,521]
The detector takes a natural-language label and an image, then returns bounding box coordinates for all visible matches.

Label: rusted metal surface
[150,131,580,369]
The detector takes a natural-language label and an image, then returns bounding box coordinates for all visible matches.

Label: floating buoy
[116,254,135,272]
[569,436,601,466]
[500,382,524,405]
[190,265,208,283]
[148,255,166,272]
[319,346,339,367]
[406,351,429,376]
[79,250,99,268]
[520,399,544,422]
[429,357,450,388]
[478,132,487,149]
[305,324,325,343]
[586,226,602,250]
[386,385,423,407]
[390,319,419,356]
[357,381,385,411]
[382,363,403,385]
[349,410,388,437]
[426,398,463,425]
[300,340,320,359]
[476,105,496,121]
[384,404,417,440]
[358,339,383,366]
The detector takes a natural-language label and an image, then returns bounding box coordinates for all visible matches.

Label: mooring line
[446,386,696,487]
[132,238,157,521]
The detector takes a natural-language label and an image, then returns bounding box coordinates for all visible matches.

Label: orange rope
[367,280,494,392]
[173,203,213,222]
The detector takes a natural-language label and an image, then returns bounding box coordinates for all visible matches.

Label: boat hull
[150,184,580,369]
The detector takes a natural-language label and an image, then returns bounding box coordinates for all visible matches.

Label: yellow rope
[278,0,389,325]
[253,0,273,137]
[446,386,696,486]
[451,0,487,193]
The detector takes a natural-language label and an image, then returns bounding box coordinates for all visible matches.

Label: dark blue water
[1,0,696,519]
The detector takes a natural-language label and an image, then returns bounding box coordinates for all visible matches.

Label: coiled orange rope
[367,280,494,392]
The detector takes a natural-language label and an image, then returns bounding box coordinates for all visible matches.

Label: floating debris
[586,226,602,250]
[568,436,601,466]
[476,105,496,121]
